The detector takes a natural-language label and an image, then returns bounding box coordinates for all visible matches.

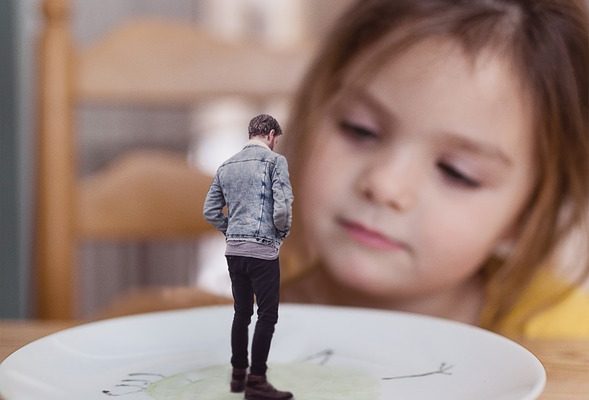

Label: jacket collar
[246,138,271,150]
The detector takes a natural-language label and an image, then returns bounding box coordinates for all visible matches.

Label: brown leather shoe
[245,374,294,400]
[230,367,247,393]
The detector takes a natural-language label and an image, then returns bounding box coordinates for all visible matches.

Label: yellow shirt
[492,270,589,339]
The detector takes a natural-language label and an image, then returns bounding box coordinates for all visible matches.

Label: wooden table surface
[0,320,588,399]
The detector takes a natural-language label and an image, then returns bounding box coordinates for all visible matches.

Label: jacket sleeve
[203,173,228,234]
[271,155,294,239]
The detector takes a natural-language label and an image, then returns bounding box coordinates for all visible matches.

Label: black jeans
[226,255,280,376]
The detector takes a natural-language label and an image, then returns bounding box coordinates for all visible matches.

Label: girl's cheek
[306,123,360,200]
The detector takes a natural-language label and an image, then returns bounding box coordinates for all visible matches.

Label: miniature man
[203,114,294,400]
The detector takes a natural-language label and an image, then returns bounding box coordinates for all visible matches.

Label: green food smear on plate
[147,363,378,400]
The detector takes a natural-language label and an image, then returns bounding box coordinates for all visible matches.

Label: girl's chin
[323,254,403,295]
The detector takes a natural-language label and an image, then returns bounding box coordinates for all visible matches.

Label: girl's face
[299,39,535,302]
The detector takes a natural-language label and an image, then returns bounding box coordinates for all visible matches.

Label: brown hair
[284,0,589,330]
[248,113,282,138]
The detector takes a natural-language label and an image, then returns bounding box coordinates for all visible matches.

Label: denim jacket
[203,142,294,247]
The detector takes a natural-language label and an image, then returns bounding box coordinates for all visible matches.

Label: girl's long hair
[283,0,589,332]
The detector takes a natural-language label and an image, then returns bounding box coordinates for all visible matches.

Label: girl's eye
[437,162,481,188]
[338,120,380,141]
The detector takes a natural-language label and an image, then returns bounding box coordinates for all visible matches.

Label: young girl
[279,0,589,339]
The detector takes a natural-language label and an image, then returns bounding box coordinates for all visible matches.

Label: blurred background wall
[0,0,24,318]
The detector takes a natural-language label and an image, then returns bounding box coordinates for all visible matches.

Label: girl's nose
[358,156,417,211]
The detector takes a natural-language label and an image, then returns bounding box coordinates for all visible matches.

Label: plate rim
[0,303,546,400]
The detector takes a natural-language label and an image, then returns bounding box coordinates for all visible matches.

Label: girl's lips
[340,220,407,251]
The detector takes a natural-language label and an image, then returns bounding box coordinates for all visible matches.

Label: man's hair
[248,114,282,138]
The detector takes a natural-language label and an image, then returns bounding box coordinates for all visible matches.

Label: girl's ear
[493,217,523,259]
[493,238,515,259]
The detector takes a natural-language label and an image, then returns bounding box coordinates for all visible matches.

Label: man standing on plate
[203,114,294,400]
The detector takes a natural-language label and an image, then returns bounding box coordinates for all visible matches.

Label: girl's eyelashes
[337,119,380,141]
[336,112,484,189]
[437,161,482,188]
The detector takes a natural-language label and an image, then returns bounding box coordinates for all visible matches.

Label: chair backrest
[36,0,311,319]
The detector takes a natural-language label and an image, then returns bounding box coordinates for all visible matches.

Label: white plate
[0,304,545,400]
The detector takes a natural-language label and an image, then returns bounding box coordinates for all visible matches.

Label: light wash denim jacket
[203,142,294,247]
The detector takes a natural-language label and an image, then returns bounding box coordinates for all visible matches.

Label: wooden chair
[36,0,311,319]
